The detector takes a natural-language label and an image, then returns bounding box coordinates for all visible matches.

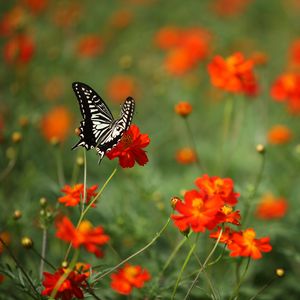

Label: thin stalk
[249,276,276,300]
[243,152,266,226]
[55,146,65,187]
[230,257,251,300]
[184,228,223,300]
[0,237,39,298]
[184,117,204,173]
[51,249,79,299]
[81,150,87,214]
[31,247,56,270]
[64,167,117,262]
[94,218,171,281]
[171,241,196,300]
[0,157,17,182]
[39,228,48,280]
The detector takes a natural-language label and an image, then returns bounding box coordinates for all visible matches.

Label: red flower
[289,39,300,68]
[207,52,258,96]
[227,228,272,259]
[255,193,288,220]
[171,189,223,232]
[3,34,35,65]
[267,125,293,145]
[77,35,104,58]
[195,174,239,206]
[111,264,151,295]
[41,268,87,300]
[209,226,234,244]
[154,26,181,50]
[58,184,98,207]
[56,217,109,257]
[106,124,150,168]
[175,147,197,165]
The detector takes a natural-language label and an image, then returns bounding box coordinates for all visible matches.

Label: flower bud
[174,102,192,117]
[75,127,81,136]
[61,261,69,268]
[170,196,181,209]
[19,116,29,128]
[21,237,33,249]
[256,144,265,154]
[6,147,16,160]
[11,132,22,143]
[76,156,84,166]
[40,197,47,207]
[275,268,285,277]
[50,137,60,146]
[13,210,22,220]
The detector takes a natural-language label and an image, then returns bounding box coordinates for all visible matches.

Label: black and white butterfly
[72,82,135,163]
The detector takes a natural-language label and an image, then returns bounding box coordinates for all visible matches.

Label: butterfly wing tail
[96,147,105,164]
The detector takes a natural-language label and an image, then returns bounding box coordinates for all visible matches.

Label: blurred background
[1,0,300,299]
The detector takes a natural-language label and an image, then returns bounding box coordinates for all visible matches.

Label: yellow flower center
[78,220,93,233]
[124,266,138,279]
[192,198,204,216]
[121,132,133,148]
[221,205,233,215]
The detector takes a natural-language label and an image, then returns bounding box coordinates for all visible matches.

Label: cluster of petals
[155,26,211,75]
[171,174,240,233]
[58,184,98,207]
[41,268,87,300]
[210,227,272,259]
[110,264,151,295]
[56,216,109,257]
[106,124,150,168]
[267,124,292,145]
[255,193,288,220]
[270,73,300,114]
[207,52,258,96]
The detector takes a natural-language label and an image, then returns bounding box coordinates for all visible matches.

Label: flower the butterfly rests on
[72,82,135,163]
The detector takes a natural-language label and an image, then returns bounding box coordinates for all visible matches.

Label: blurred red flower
[3,34,35,65]
[270,73,300,114]
[0,274,4,284]
[207,52,258,96]
[40,106,72,143]
[213,205,241,226]
[106,75,138,103]
[53,3,82,29]
[174,101,193,117]
[171,189,223,232]
[0,232,11,254]
[110,9,134,29]
[23,0,48,14]
[41,268,87,300]
[212,0,252,17]
[106,124,150,168]
[289,39,300,68]
[267,125,292,145]
[111,264,151,295]
[256,193,288,219]
[77,35,104,58]
[195,174,239,206]
[175,147,197,165]
[154,26,181,50]
[58,184,98,207]
[0,6,26,37]
[56,217,109,257]
[227,228,272,259]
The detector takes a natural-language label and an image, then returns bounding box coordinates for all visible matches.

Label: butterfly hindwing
[72,82,135,163]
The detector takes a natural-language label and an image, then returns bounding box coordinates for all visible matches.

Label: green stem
[81,150,87,214]
[171,237,196,300]
[249,276,276,300]
[243,152,266,226]
[55,146,65,187]
[39,228,48,280]
[63,167,117,262]
[230,257,251,300]
[94,218,171,281]
[51,249,79,299]
[184,228,223,300]
[184,118,204,173]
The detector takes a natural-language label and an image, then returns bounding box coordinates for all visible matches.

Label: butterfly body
[72,82,135,163]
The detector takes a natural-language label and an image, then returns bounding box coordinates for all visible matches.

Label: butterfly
[72,82,135,163]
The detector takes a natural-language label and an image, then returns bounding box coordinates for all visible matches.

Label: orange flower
[77,35,104,58]
[74,262,91,277]
[227,228,272,259]
[110,9,133,29]
[106,75,138,103]
[207,52,258,96]
[209,226,234,244]
[195,174,239,206]
[267,125,292,145]
[174,101,192,117]
[58,184,98,207]
[256,193,288,219]
[106,124,150,168]
[154,26,181,49]
[212,0,252,17]
[175,148,197,164]
[3,34,35,65]
[111,264,151,295]
[270,73,300,102]
[289,39,300,68]
[0,231,11,254]
[171,189,223,232]
[56,217,109,257]
[165,48,195,75]
[42,268,87,300]
[40,106,72,142]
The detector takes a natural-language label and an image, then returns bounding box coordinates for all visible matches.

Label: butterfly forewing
[72,82,135,163]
